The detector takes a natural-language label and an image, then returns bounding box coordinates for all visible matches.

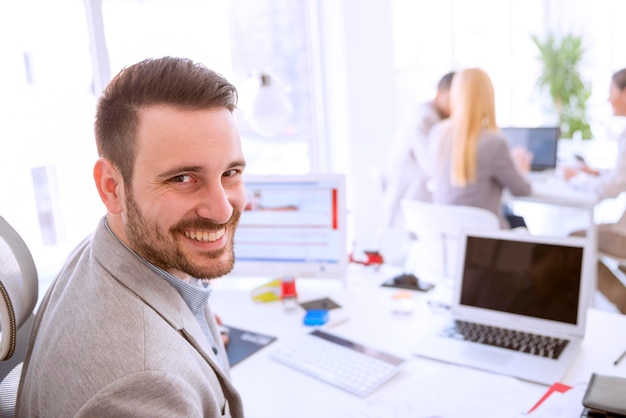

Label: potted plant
[531,33,593,139]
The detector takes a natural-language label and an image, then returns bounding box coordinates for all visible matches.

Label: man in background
[373,71,455,259]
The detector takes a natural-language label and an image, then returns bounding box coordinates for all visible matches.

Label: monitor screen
[228,173,348,279]
[500,127,560,171]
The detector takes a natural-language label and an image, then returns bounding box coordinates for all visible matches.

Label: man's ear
[93,158,124,214]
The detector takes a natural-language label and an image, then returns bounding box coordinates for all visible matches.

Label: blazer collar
[91,218,226,373]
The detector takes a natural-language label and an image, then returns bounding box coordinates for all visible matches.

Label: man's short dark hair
[95,56,238,184]
[438,71,455,91]
[613,68,626,91]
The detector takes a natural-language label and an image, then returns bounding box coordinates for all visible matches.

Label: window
[0,0,99,283]
[102,0,322,175]
[391,0,626,137]
[0,0,325,286]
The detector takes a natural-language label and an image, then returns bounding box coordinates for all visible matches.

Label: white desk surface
[509,174,598,209]
[211,265,626,418]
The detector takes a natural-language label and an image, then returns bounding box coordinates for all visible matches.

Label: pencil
[614,349,626,366]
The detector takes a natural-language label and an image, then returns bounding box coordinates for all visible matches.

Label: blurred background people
[371,72,454,263]
[565,68,626,313]
[429,67,533,228]
[562,68,626,200]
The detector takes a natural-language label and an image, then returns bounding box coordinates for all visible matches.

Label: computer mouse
[392,273,419,287]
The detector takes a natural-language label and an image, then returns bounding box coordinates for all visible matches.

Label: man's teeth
[184,229,225,242]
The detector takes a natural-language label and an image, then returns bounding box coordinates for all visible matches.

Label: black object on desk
[299,297,342,311]
[381,273,434,292]
[225,326,277,367]
[581,373,626,417]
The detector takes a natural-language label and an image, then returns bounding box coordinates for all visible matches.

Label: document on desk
[344,364,544,418]
[527,382,586,418]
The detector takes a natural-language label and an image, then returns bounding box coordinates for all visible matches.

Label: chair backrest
[0,216,38,418]
[400,199,500,280]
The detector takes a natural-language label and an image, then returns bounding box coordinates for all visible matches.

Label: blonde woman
[429,68,532,228]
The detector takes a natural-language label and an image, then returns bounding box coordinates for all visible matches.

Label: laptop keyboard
[441,320,569,359]
[270,330,404,397]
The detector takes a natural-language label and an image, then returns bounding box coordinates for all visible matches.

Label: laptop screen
[459,235,583,325]
[501,127,560,171]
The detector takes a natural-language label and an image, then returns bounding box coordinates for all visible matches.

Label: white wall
[319,0,397,252]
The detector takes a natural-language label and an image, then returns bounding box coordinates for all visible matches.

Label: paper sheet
[527,382,586,418]
[344,364,547,418]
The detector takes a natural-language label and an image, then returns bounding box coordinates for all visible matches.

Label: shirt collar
[103,218,211,315]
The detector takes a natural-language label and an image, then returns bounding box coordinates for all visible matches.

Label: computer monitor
[229,173,348,280]
[500,127,560,171]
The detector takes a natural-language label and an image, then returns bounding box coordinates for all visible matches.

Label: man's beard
[124,190,240,280]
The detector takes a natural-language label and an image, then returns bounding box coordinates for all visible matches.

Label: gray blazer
[17,218,244,417]
[430,123,532,227]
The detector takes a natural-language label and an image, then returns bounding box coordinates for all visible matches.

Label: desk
[211,266,626,418]
[507,175,598,236]
[508,175,600,291]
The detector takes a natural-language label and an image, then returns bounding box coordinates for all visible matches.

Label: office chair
[0,216,38,418]
[400,199,500,282]
[596,252,626,315]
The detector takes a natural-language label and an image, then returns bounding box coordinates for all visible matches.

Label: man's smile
[184,228,226,243]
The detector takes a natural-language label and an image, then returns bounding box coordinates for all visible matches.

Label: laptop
[501,127,560,172]
[413,229,594,385]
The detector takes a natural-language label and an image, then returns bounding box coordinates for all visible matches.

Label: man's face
[436,89,452,118]
[122,106,246,280]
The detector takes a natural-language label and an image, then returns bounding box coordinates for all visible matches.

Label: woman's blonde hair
[448,68,497,187]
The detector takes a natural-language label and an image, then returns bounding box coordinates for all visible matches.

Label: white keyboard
[269,330,404,397]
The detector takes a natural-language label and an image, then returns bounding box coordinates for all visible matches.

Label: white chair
[0,216,38,418]
[400,199,500,282]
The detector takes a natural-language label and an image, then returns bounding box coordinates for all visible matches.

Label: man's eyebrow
[229,159,247,170]
[157,165,204,180]
[156,160,246,180]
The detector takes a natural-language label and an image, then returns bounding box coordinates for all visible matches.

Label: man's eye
[223,169,241,178]
[172,174,193,183]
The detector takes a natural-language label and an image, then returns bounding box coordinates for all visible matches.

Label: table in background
[508,173,598,236]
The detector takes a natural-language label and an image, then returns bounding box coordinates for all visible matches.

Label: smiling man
[17,57,246,417]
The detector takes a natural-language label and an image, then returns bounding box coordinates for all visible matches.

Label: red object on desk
[527,382,572,414]
[349,250,384,267]
[280,277,297,299]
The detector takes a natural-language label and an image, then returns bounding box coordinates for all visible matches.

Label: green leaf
[531,32,593,139]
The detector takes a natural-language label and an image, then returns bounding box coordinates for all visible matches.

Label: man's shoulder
[429,118,452,137]
[415,100,438,117]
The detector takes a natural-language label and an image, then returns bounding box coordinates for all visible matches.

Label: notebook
[413,229,594,385]
[501,127,560,172]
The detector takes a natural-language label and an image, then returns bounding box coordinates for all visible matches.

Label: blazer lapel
[91,218,236,389]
